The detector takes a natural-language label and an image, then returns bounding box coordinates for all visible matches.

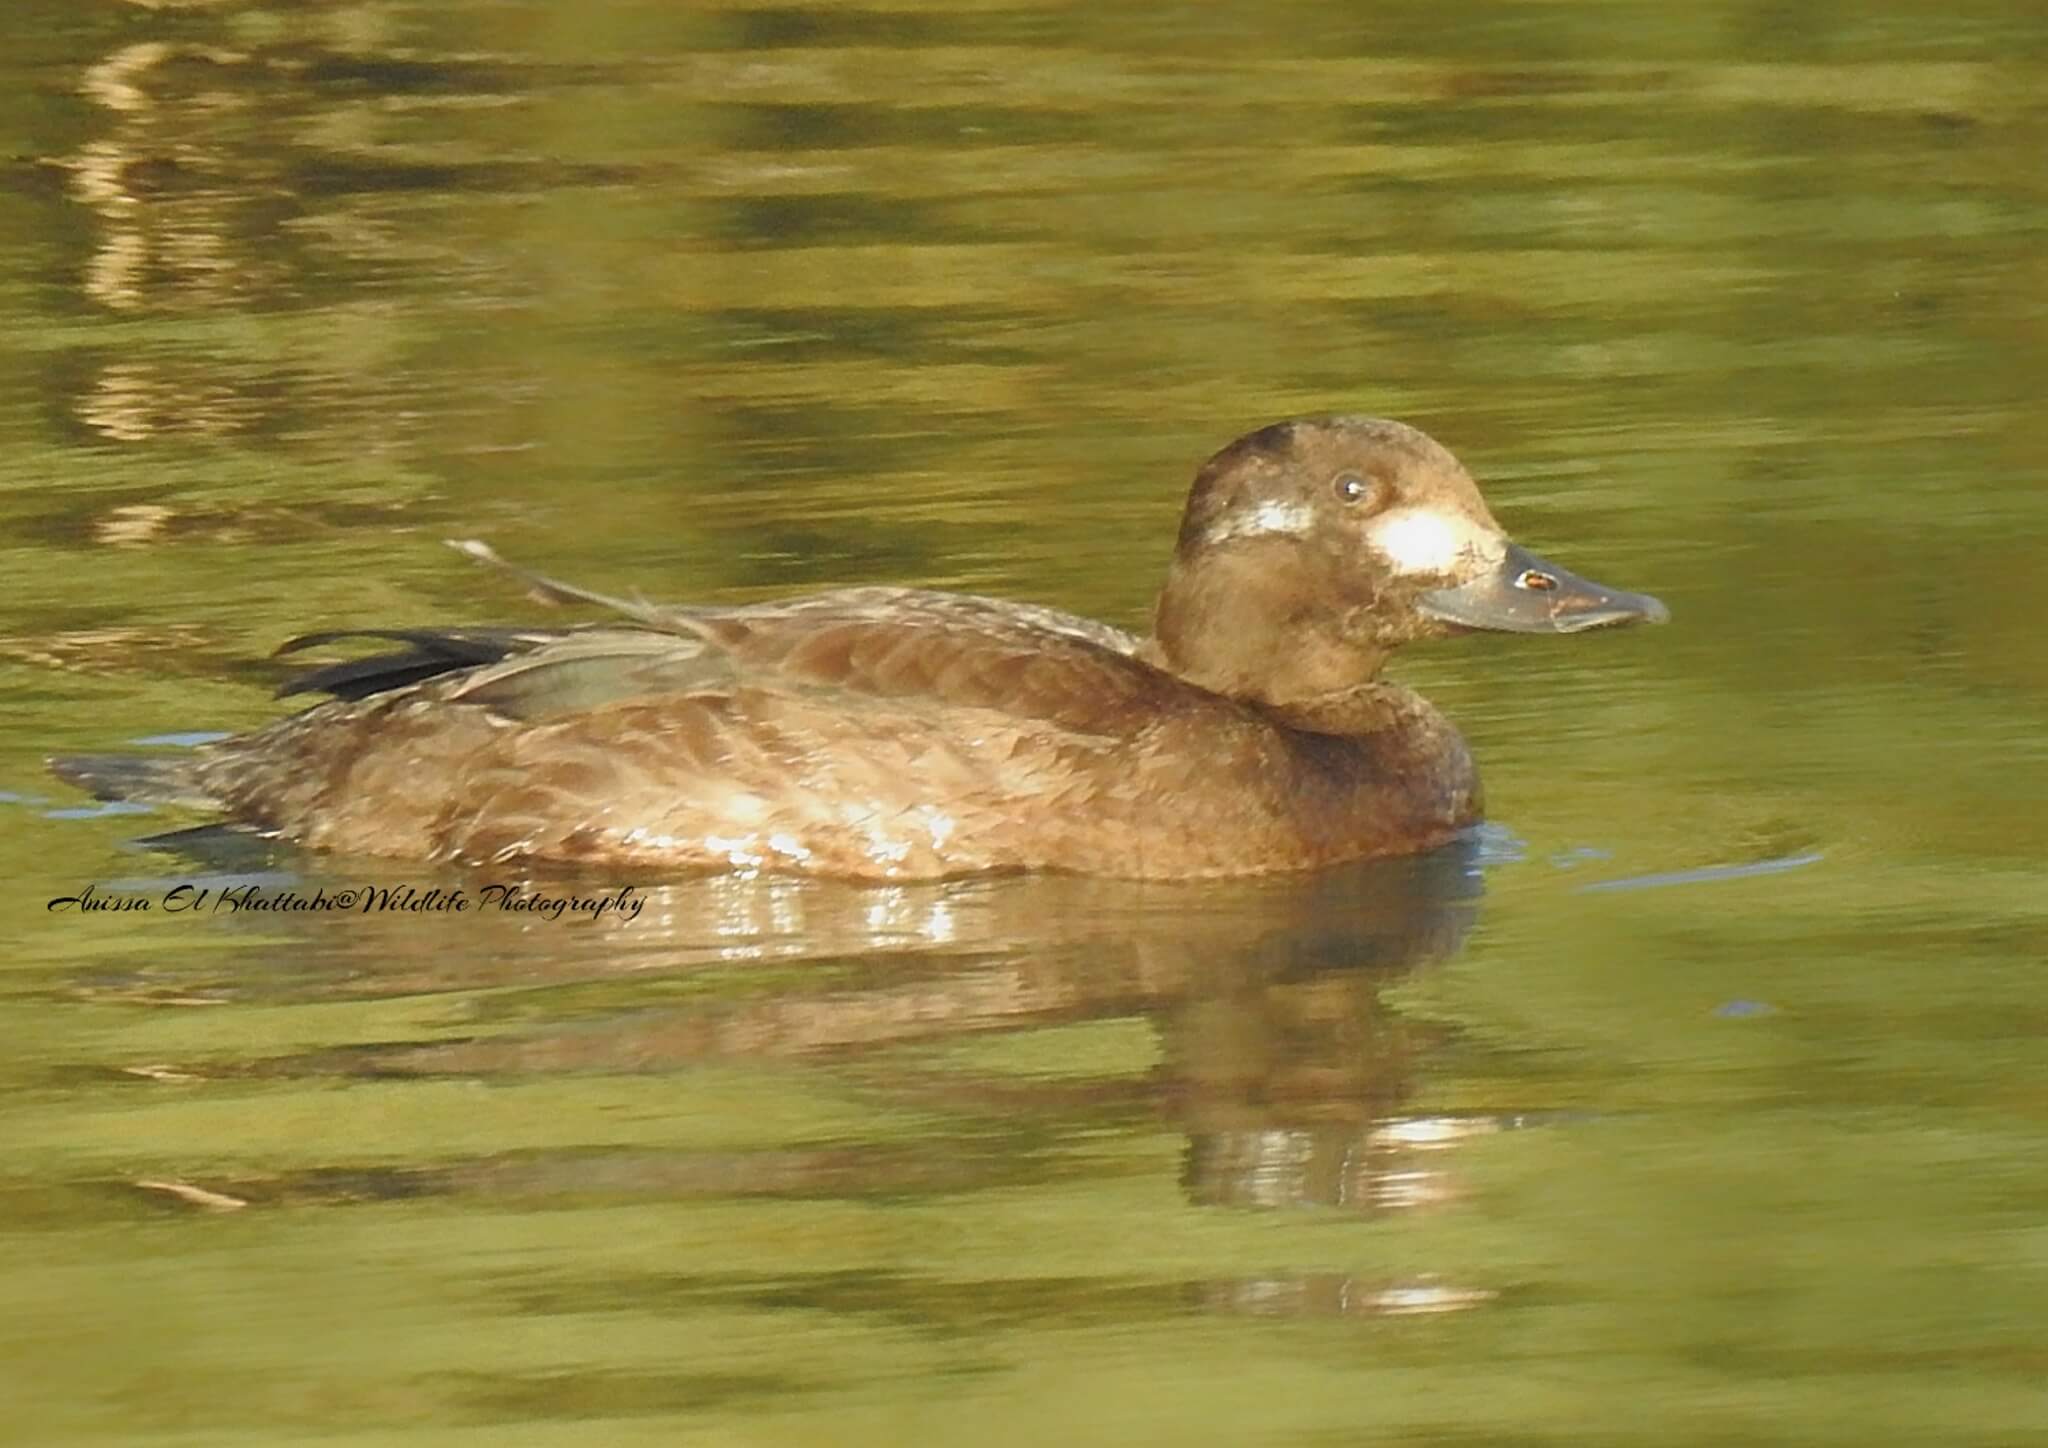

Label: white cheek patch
[1204,498,1316,546]
[1370,509,1504,578]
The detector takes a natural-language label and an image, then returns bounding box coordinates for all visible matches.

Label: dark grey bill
[1416,542,1670,634]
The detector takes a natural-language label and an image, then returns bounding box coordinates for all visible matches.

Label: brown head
[1150,417,1668,709]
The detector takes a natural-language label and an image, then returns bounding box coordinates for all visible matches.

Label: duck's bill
[1417,542,1670,634]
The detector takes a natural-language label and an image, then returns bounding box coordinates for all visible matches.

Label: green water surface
[2,2,2044,1444]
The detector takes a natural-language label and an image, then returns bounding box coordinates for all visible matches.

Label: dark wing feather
[274,628,563,701]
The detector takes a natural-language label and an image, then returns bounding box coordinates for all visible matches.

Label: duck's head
[1151,416,1668,709]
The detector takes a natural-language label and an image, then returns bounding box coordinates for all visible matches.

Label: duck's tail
[47,752,221,810]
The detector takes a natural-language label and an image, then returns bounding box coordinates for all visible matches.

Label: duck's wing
[275,546,1177,737]
[664,587,1171,736]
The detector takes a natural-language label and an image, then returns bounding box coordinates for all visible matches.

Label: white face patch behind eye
[1369,509,1505,578]
[1204,498,1316,547]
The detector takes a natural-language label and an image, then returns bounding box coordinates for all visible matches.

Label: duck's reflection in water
[105,833,1506,1317]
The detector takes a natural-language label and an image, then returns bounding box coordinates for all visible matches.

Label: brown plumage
[51,418,1667,880]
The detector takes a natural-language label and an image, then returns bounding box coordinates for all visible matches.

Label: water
[4,3,2045,1444]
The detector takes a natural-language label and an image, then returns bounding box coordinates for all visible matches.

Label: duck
[52,417,1667,880]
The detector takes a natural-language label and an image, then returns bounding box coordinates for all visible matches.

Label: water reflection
[69,36,290,443]
[58,14,578,457]
[93,834,1496,1315]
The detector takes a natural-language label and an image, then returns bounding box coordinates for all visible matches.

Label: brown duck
[53,418,1667,880]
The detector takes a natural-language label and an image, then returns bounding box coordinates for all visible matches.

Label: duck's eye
[1333,473,1375,505]
[1516,568,1559,591]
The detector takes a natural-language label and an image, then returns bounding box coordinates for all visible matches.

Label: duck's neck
[1145,545,1394,727]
